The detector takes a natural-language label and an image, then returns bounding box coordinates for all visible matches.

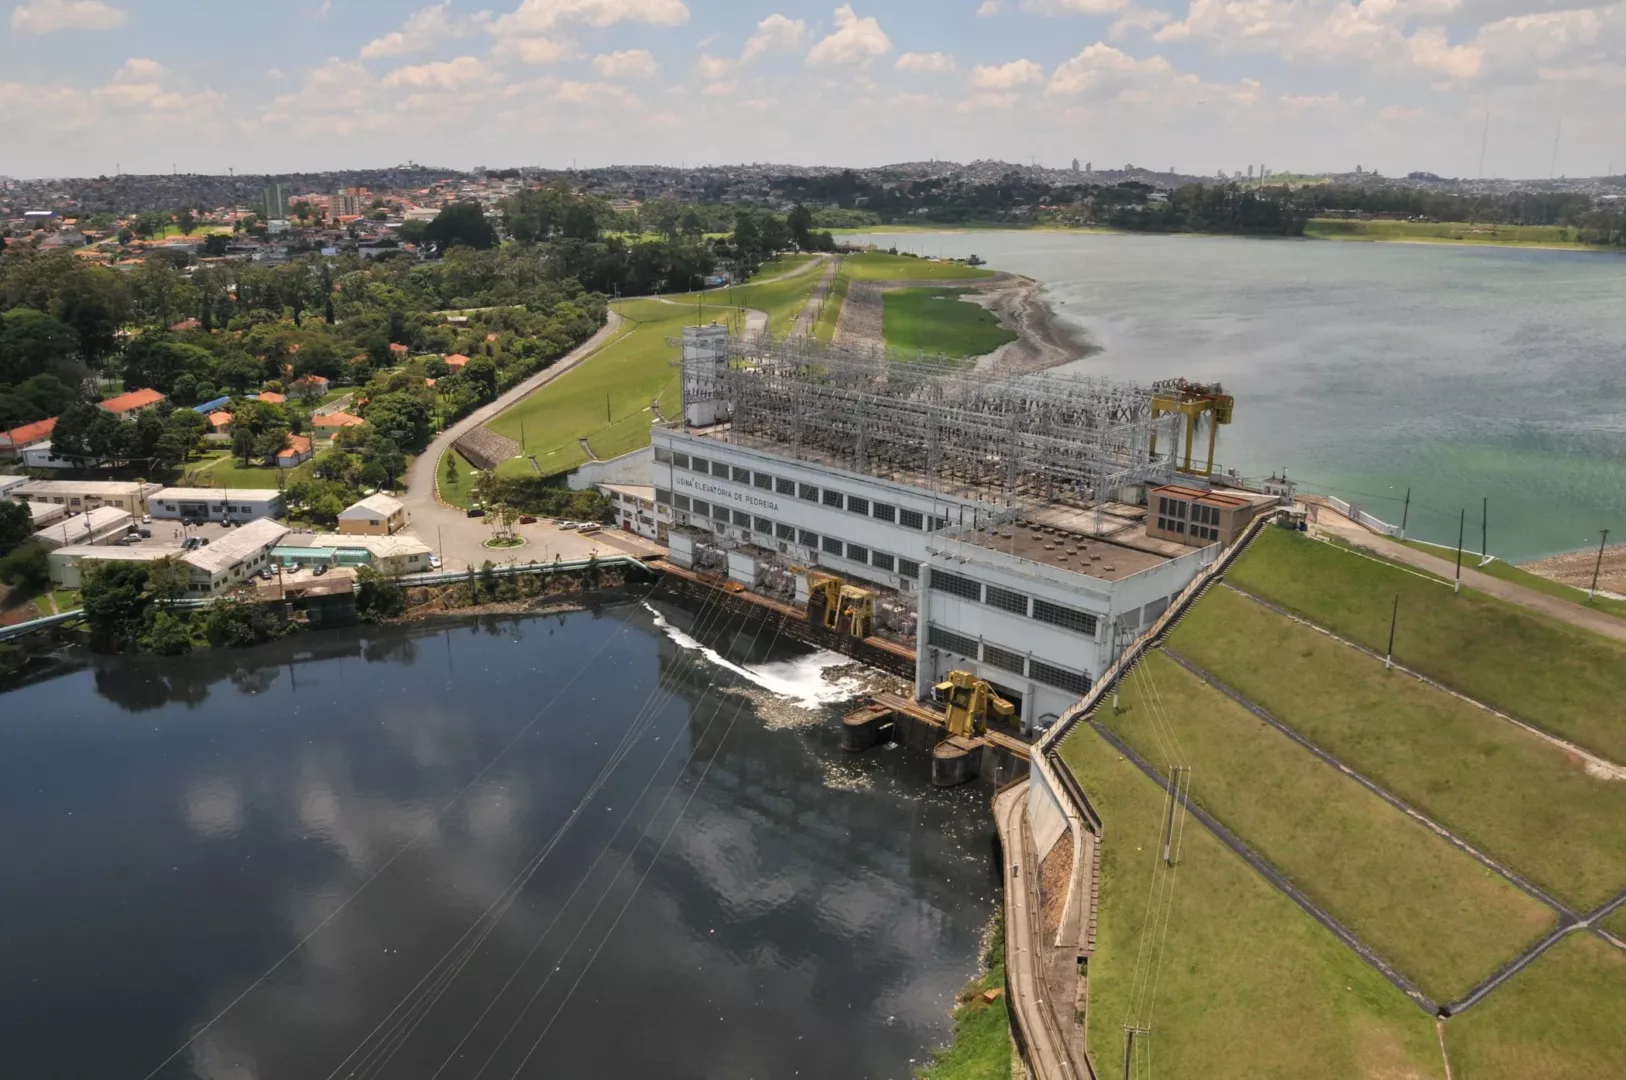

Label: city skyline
[1,0,1623,180]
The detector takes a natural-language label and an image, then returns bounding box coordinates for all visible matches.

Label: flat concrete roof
[152,486,282,501]
[950,522,1171,581]
[341,493,404,518]
[16,480,160,497]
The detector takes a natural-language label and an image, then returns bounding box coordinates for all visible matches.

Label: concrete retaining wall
[568,446,653,490]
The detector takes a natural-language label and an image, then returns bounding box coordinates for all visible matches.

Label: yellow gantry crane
[805,570,876,639]
[1150,379,1235,478]
[932,670,1017,739]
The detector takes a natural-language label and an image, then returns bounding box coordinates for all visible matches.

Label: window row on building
[662,496,922,580]
[925,624,1093,697]
[927,567,1101,638]
[1155,516,1220,542]
[654,454,949,532]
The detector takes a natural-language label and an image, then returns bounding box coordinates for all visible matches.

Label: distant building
[276,433,314,469]
[49,518,289,594]
[148,487,285,524]
[1145,485,1274,548]
[0,416,57,460]
[599,484,659,540]
[444,353,469,369]
[12,480,161,515]
[1071,158,1080,173]
[312,412,366,438]
[32,506,133,550]
[263,181,289,219]
[21,440,92,470]
[337,493,405,536]
[270,532,433,577]
[98,387,166,418]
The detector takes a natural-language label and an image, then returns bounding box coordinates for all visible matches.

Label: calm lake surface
[854,230,1626,561]
[0,603,996,1079]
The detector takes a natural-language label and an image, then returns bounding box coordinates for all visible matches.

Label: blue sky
[2,0,1622,179]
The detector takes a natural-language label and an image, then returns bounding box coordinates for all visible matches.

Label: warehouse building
[12,480,162,516]
[148,487,285,524]
[48,519,289,593]
[32,506,134,549]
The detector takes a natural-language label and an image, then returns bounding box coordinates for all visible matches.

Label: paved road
[1315,506,1626,646]
[995,780,1090,1080]
[399,314,630,570]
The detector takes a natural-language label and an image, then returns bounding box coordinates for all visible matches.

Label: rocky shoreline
[1521,544,1626,598]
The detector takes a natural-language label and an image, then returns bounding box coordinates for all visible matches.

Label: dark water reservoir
[0,601,996,1079]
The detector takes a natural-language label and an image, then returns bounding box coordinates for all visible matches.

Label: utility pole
[437,525,444,571]
[520,419,525,451]
[1481,496,1488,566]
[1590,529,1611,602]
[1162,765,1186,866]
[1400,487,1411,539]
[1463,507,1476,595]
[1385,595,1399,670]
[1123,1026,1150,1080]
[606,393,611,424]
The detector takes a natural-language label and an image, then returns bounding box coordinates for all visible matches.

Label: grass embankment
[1305,218,1604,249]
[437,449,480,508]
[1604,907,1626,939]
[1444,933,1626,1079]
[840,252,995,282]
[1105,651,1555,1003]
[1231,528,1626,762]
[813,261,849,342]
[27,588,81,618]
[1400,540,1626,622]
[1170,586,1626,910]
[483,259,827,476]
[918,915,1011,1080]
[1057,728,1442,1080]
[883,288,1016,359]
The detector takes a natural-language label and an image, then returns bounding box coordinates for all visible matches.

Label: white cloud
[970,58,1045,88]
[490,35,578,64]
[1379,103,1424,118]
[593,48,657,78]
[807,4,892,66]
[9,0,125,33]
[1406,26,1482,76]
[491,0,688,34]
[702,79,739,95]
[1024,0,1130,15]
[1110,6,1171,38]
[381,55,497,90]
[896,51,958,73]
[976,0,1002,12]
[361,2,478,60]
[313,0,333,20]
[742,13,808,60]
[695,53,734,79]
[1048,41,1173,93]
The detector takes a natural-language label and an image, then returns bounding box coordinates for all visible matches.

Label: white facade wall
[149,490,284,523]
[652,430,993,593]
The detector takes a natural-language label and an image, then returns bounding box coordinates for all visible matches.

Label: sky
[1,0,1622,180]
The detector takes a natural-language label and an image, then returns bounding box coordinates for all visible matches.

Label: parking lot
[124,520,241,551]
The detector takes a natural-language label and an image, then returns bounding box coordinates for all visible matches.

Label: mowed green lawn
[1230,528,1626,762]
[1305,219,1588,247]
[1057,727,1443,1080]
[484,260,828,476]
[1604,906,1626,940]
[882,288,1016,358]
[1106,651,1556,1004]
[1444,933,1626,1079]
[1170,586,1626,911]
[184,451,297,491]
[812,263,849,342]
[840,252,995,281]
[1399,540,1626,621]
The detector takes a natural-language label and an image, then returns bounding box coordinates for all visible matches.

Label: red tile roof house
[289,375,330,399]
[275,433,314,468]
[0,416,57,460]
[388,343,409,359]
[445,353,470,369]
[312,412,366,438]
[255,391,287,404]
[99,388,166,417]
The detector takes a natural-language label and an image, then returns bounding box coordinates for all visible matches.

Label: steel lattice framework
[679,332,1183,511]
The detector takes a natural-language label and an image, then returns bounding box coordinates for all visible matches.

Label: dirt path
[1314,506,1626,647]
[790,256,840,337]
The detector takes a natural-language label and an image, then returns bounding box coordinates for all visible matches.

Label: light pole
[1589,529,1611,602]
[1454,508,1465,595]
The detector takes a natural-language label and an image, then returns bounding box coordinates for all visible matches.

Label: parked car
[519,515,537,525]
[466,507,486,518]
[136,528,151,538]
[577,523,601,535]
[141,514,151,524]
[260,568,274,580]
[312,564,328,576]
[429,555,442,569]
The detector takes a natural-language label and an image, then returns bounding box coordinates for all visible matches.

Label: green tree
[0,308,80,382]
[787,204,815,248]
[141,610,193,656]
[0,501,34,556]
[362,393,430,453]
[423,202,497,252]
[51,400,121,462]
[176,209,197,236]
[231,425,256,466]
[0,541,50,593]
[81,560,153,651]
[355,565,406,620]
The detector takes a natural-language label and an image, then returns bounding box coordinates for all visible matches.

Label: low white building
[20,440,99,470]
[48,518,289,594]
[337,493,406,536]
[32,506,134,549]
[26,501,68,529]
[598,484,663,540]
[0,475,30,501]
[149,487,285,524]
[13,480,161,516]
[269,532,434,577]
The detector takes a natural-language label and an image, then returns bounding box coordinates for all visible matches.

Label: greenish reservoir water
[852,231,1626,562]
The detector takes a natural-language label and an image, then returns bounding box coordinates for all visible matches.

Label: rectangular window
[871,551,894,572]
[653,447,672,464]
[691,499,709,517]
[899,508,924,530]
[930,568,982,602]
[928,625,980,659]
[672,452,689,470]
[984,585,1029,616]
[799,529,819,547]
[732,509,751,527]
[1176,520,1186,534]
[1031,660,1091,697]
[673,494,691,512]
[931,517,949,532]
[655,488,672,506]
[822,536,843,555]
[1175,500,1188,519]
[776,477,795,496]
[898,558,920,580]
[1032,598,1099,636]
[1158,496,1169,515]
[822,489,844,508]
[846,543,869,564]
[732,466,751,484]
[754,472,773,490]
[872,502,896,523]
[690,456,708,474]
[776,523,795,541]
[983,644,1026,676]
[846,496,869,516]
[711,504,730,522]
[799,483,819,502]
[712,461,730,478]
[754,516,773,534]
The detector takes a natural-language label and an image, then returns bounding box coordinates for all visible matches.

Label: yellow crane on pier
[1151,379,1234,478]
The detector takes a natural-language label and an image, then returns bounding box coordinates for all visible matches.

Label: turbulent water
[0,604,997,1080]
[851,230,1626,562]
